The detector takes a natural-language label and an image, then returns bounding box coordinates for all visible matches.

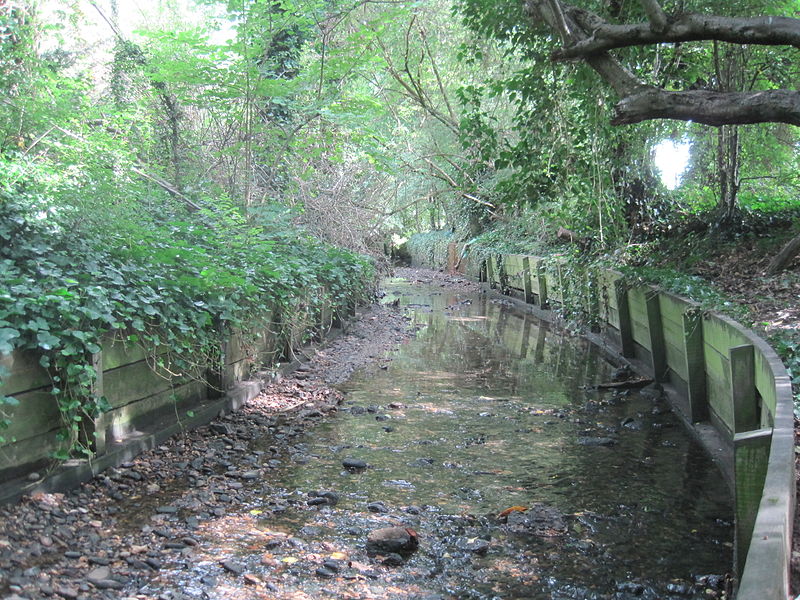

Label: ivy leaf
[2,395,20,406]
[0,328,20,355]
[37,330,60,351]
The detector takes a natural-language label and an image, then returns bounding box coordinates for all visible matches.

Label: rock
[577,436,616,447]
[210,422,234,436]
[611,365,632,381]
[456,537,490,555]
[315,566,337,578]
[382,552,405,566]
[87,566,111,582]
[322,559,341,572]
[504,503,568,536]
[55,586,79,599]
[342,458,368,471]
[367,501,388,513]
[366,527,419,556]
[156,506,178,514]
[221,559,244,575]
[243,573,262,585]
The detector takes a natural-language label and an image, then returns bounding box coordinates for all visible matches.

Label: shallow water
[142,277,733,599]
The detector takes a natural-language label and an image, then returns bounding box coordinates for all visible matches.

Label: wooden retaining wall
[0,298,347,496]
[431,244,794,600]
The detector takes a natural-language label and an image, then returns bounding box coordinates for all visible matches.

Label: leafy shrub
[0,161,374,457]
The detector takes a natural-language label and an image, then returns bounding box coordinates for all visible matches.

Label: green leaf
[0,328,20,355]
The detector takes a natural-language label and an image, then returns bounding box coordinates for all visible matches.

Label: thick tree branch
[639,0,668,33]
[552,12,800,60]
[612,89,800,126]
[526,0,645,97]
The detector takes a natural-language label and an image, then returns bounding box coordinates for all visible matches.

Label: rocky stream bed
[0,268,734,600]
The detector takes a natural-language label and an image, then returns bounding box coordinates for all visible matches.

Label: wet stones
[366,527,420,556]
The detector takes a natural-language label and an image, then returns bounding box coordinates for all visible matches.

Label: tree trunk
[766,234,800,274]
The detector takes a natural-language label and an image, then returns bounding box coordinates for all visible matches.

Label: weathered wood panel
[627,286,652,349]
[504,254,526,291]
[703,342,734,433]
[0,389,60,444]
[659,294,690,381]
[0,350,51,397]
[98,380,208,444]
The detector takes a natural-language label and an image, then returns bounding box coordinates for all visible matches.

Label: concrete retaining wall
[438,242,794,600]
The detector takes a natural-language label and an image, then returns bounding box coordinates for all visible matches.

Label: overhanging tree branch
[550,12,800,60]
[523,0,800,127]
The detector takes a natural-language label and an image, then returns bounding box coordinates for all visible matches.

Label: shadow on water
[141,277,733,600]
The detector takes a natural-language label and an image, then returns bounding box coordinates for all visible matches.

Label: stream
[134,275,733,600]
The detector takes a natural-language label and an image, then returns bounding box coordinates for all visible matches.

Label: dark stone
[375,415,389,422]
[315,567,336,578]
[307,497,328,506]
[322,559,341,572]
[577,436,616,447]
[367,501,388,513]
[156,506,178,514]
[342,458,368,471]
[221,560,244,575]
[210,422,234,436]
[382,552,405,566]
[64,551,81,559]
[504,503,568,536]
[456,538,490,555]
[366,527,419,556]
[320,491,340,505]
[88,556,110,566]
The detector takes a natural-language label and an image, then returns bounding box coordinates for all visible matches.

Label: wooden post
[682,310,708,422]
[522,257,534,304]
[497,255,508,294]
[645,292,668,381]
[731,344,758,433]
[486,256,496,289]
[537,260,549,308]
[614,280,635,358]
[90,350,106,455]
[733,428,772,577]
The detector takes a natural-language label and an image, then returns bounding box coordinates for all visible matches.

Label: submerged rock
[504,503,568,536]
[366,527,419,556]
